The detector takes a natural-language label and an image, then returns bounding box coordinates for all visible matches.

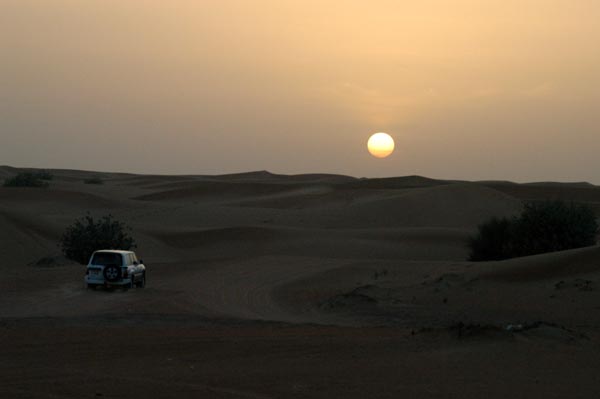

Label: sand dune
[150,225,469,261]
[481,180,600,204]
[474,244,600,282]
[133,180,308,202]
[289,183,522,229]
[2,167,600,398]
[345,175,457,189]
[0,210,61,266]
[0,187,119,208]
[211,170,357,184]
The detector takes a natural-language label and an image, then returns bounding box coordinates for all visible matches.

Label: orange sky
[1,1,600,181]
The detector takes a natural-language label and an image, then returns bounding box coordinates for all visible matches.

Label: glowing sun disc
[368,132,395,158]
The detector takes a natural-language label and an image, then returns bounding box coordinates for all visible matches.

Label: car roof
[93,250,135,255]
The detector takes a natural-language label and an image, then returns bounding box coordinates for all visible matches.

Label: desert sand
[1,166,599,398]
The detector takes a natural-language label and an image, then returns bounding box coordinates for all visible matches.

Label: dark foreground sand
[1,166,599,398]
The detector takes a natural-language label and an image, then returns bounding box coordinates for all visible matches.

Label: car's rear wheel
[122,278,133,291]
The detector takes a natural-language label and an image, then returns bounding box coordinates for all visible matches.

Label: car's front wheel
[136,273,146,288]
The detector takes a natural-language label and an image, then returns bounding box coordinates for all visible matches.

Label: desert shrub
[84,176,104,185]
[3,172,49,188]
[469,201,598,261]
[514,201,598,255]
[60,214,136,264]
[468,217,515,261]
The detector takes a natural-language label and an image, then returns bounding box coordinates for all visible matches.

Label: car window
[91,253,123,266]
[131,253,138,263]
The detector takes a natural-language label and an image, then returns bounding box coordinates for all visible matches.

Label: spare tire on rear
[103,265,121,282]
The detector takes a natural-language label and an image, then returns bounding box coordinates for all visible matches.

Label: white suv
[85,250,146,290]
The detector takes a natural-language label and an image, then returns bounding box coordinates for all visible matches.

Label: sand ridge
[2,167,600,398]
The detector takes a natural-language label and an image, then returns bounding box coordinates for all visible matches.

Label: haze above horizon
[2,1,600,183]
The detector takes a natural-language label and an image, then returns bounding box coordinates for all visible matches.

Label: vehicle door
[131,253,142,279]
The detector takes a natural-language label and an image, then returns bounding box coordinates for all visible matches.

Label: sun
[367,132,395,158]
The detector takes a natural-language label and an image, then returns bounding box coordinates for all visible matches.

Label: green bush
[469,201,598,261]
[84,176,104,185]
[3,172,49,188]
[60,214,136,264]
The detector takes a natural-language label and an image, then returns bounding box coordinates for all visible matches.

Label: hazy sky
[2,1,600,181]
